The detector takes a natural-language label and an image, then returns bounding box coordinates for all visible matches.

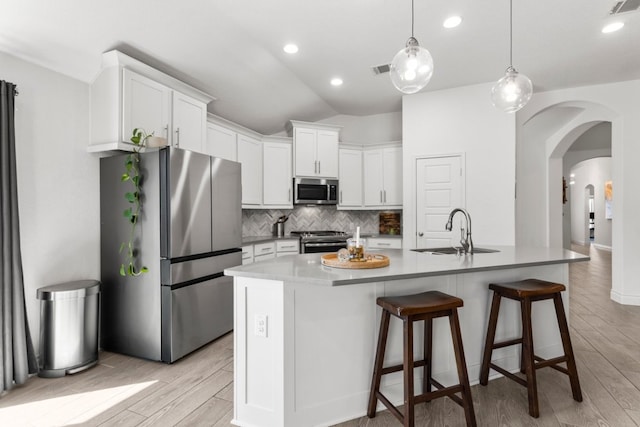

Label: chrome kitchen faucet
[445,208,474,254]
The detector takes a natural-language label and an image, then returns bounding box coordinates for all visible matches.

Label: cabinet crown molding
[286,120,342,136]
[99,50,215,105]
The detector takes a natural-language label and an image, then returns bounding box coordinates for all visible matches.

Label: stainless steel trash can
[37,280,100,378]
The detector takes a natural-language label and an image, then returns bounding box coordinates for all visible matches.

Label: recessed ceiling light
[330,78,343,86]
[602,22,624,33]
[283,44,299,54]
[443,16,462,28]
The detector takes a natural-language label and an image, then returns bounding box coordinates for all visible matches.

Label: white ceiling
[1,0,638,135]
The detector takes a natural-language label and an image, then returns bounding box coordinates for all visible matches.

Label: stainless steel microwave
[293,178,338,205]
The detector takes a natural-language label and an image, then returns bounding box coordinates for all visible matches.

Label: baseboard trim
[592,243,612,252]
[610,290,640,306]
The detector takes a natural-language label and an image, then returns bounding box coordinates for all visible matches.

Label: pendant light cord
[411,0,415,38]
[509,0,513,66]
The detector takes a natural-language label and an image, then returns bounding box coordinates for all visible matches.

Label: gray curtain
[0,80,38,393]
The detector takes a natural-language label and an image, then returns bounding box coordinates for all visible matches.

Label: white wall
[402,83,516,248]
[569,158,612,248]
[516,79,640,305]
[317,112,402,144]
[1,52,99,357]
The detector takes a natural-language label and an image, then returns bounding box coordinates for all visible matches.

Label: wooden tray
[321,253,390,269]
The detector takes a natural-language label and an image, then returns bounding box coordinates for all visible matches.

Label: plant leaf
[121,173,130,182]
[140,266,149,273]
[119,264,126,276]
[123,208,132,218]
[125,192,136,203]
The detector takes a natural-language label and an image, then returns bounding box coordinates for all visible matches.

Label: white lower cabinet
[243,239,299,264]
[253,241,276,263]
[368,237,402,249]
[276,239,300,256]
[241,245,254,265]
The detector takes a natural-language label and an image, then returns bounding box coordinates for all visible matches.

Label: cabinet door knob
[418,232,424,237]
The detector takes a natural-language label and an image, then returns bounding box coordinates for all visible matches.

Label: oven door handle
[304,242,347,247]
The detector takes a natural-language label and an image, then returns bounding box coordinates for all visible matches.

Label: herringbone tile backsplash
[242,207,401,237]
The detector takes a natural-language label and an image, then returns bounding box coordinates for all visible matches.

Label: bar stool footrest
[533,355,570,374]
[489,363,528,387]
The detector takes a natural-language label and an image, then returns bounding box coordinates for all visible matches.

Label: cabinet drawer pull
[378,242,391,246]
[175,127,180,147]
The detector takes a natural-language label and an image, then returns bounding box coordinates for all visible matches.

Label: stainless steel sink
[412,247,500,255]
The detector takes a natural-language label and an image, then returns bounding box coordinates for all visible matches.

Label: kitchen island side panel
[232,262,569,427]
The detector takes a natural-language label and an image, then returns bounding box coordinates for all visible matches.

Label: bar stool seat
[367,290,477,427]
[479,279,582,418]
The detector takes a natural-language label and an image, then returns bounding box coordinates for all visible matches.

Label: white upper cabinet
[122,68,171,143]
[89,50,214,154]
[263,140,293,208]
[205,122,237,161]
[364,146,402,208]
[338,148,363,207]
[237,134,262,207]
[289,121,340,179]
[316,130,339,178]
[172,91,207,152]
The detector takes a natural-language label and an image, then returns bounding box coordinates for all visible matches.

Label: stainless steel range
[291,230,350,253]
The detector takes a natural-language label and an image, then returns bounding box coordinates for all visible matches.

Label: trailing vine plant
[119,128,151,276]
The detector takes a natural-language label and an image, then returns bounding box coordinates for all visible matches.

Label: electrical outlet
[254,314,268,337]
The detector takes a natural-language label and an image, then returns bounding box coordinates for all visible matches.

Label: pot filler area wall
[242,206,401,237]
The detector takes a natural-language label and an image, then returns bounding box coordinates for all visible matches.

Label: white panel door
[263,142,292,207]
[316,130,339,178]
[294,128,317,177]
[338,148,362,207]
[122,68,171,143]
[172,91,206,152]
[237,134,263,206]
[363,149,384,206]
[205,122,237,161]
[382,147,403,206]
[416,155,464,249]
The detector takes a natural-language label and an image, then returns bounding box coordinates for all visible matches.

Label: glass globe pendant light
[390,0,434,94]
[491,0,532,112]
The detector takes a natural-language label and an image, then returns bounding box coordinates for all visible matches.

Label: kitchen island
[224,246,588,427]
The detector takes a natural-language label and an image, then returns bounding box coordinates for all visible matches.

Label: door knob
[418,232,424,237]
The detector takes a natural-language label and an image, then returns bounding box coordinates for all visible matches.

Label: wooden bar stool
[367,291,477,427]
[479,278,582,418]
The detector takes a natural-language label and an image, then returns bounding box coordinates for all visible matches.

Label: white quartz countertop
[224,246,589,286]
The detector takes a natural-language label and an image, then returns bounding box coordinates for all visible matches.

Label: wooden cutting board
[321,253,390,269]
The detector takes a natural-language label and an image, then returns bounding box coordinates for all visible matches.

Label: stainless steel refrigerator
[100,147,242,363]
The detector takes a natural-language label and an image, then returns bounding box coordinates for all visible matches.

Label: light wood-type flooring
[2,244,639,426]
